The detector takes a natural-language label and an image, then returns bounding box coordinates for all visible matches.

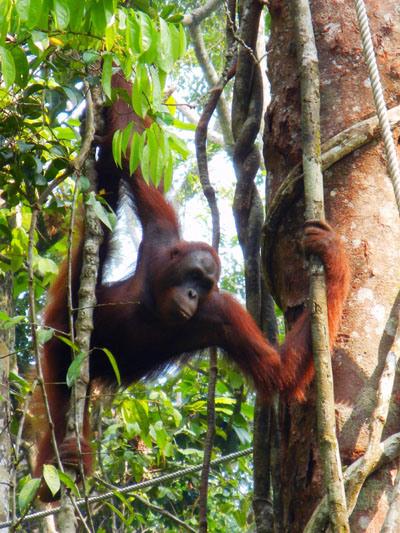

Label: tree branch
[194,38,236,533]
[185,1,234,149]
[291,0,349,530]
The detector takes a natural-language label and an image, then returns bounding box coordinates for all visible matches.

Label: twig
[291,1,349,531]
[37,82,97,208]
[182,0,222,26]
[176,105,224,146]
[132,493,197,533]
[185,0,234,149]
[25,207,86,531]
[194,38,235,533]
[198,348,218,533]
[194,51,236,251]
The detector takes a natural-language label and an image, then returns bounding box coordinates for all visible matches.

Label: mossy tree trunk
[0,271,13,525]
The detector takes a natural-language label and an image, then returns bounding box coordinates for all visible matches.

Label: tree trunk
[262,0,400,530]
[0,272,13,527]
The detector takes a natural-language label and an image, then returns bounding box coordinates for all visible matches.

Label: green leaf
[128,131,143,175]
[37,327,54,344]
[0,0,12,41]
[0,311,25,329]
[78,175,91,192]
[57,334,78,351]
[102,53,113,99]
[105,502,130,526]
[101,347,121,385]
[161,5,174,18]
[141,143,150,183]
[168,23,181,62]
[18,478,40,513]
[173,118,196,132]
[43,465,61,497]
[53,0,70,30]
[215,397,236,405]
[137,11,152,53]
[149,66,162,111]
[83,50,100,65]
[171,407,182,427]
[66,351,86,387]
[146,124,159,185]
[233,426,251,444]
[178,23,187,57]
[0,46,15,88]
[90,0,107,36]
[163,151,173,191]
[132,63,149,117]
[105,22,116,51]
[15,0,30,23]
[168,132,190,158]
[137,12,158,63]
[31,30,50,52]
[121,122,133,156]
[131,73,143,117]
[87,191,115,231]
[33,256,58,276]
[112,129,123,168]
[44,157,69,181]
[158,18,173,72]
[58,470,79,496]
[126,14,140,55]
[11,46,29,88]
[9,371,30,390]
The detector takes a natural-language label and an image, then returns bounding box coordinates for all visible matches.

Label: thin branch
[198,348,218,533]
[195,54,237,251]
[186,3,234,149]
[194,42,236,533]
[134,494,197,533]
[176,105,224,146]
[37,82,97,207]
[25,207,85,530]
[182,0,222,26]
[291,0,349,530]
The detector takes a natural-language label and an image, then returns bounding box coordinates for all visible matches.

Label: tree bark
[262,0,400,530]
[0,272,12,528]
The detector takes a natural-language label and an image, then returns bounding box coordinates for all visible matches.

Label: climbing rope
[0,447,253,530]
[354,0,400,214]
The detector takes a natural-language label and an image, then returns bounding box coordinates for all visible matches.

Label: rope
[354,0,400,214]
[0,447,253,529]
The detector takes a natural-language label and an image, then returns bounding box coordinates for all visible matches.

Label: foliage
[95,359,254,531]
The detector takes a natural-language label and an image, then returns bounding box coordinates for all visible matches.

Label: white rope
[354,0,400,214]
